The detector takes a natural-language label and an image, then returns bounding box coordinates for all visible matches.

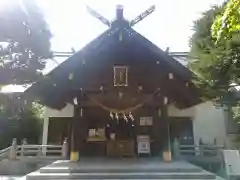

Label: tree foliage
[0,93,43,148]
[190,5,239,95]
[212,0,240,40]
[189,3,240,120]
[0,0,49,147]
[0,0,52,86]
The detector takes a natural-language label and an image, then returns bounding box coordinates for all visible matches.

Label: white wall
[42,103,74,145]
[45,103,74,118]
[168,105,195,117]
[168,102,228,146]
[192,101,227,146]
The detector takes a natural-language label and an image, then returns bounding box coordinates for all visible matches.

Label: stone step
[39,166,203,174]
[27,179,222,180]
[27,171,216,180]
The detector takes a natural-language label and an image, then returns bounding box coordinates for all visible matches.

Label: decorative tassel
[115,113,118,119]
[129,112,134,121]
[110,112,113,119]
[115,113,119,121]
[123,113,128,122]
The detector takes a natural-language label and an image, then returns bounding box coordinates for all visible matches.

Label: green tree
[212,0,240,41]
[0,93,43,148]
[0,0,50,147]
[189,4,240,121]
[0,0,52,86]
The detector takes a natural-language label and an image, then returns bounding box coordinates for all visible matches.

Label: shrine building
[26,5,232,161]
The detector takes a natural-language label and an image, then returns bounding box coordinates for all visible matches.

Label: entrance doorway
[82,107,136,157]
[169,117,194,145]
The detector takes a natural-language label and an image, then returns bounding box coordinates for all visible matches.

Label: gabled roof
[26,25,202,109]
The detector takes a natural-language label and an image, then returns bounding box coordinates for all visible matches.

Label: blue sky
[2,0,225,92]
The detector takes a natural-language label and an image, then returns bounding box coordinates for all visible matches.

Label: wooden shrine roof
[25,25,203,110]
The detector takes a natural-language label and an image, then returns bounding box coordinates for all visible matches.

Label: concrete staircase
[26,158,225,180]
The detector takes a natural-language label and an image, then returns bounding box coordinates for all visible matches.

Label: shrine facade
[26,5,231,160]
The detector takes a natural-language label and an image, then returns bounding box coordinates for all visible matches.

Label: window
[113,66,128,86]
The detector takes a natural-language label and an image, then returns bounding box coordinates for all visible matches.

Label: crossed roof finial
[86,5,155,28]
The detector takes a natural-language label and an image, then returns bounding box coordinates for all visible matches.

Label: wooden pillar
[62,138,68,159]
[173,138,180,159]
[70,105,81,161]
[42,109,49,155]
[161,97,172,162]
[70,111,78,161]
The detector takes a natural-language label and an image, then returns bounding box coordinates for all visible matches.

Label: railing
[172,139,224,163]
[179,144,223,162]
[17,145,63,159]
[0,138,68,161]
[0,147,11,160]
